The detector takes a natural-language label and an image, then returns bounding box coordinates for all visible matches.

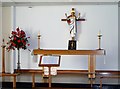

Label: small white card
[44,67,57,75]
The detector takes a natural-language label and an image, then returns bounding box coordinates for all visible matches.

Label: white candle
[2,39,5,46]
[38,32,40,36]
[38,32,41,49]
[3,39,4,45]
[98,30,101,36]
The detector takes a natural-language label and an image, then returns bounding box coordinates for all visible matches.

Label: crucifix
[61,8,85,50]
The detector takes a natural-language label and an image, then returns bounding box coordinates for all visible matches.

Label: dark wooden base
[68,40,76,50]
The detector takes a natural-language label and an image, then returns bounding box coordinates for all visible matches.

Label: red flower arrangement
[7,27,30,51]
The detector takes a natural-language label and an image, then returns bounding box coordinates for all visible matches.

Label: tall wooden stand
[0,39,18,88]
[2,42,6,73]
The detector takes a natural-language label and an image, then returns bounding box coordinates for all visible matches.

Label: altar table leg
[13,75,16,88]
[48,67,51,87]
[100,77,102,89]
[32,73,35,88]
[88,55,96,78]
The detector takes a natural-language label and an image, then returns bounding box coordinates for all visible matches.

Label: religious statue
[65,8,78,40]
[61,8,85,50]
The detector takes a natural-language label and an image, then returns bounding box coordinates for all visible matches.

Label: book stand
[39,55,61,87]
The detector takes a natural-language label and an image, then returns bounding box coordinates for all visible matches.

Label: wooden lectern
[39,55,61,87]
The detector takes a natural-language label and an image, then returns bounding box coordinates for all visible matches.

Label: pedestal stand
[17,49,20,70]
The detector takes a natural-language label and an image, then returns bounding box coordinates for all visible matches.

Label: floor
[0,73,120,89]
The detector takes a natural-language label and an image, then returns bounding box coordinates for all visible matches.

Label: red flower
[12,43,16,46]
[12,31,17,35]
[28,44,30,46]
[17,40,21,43]
[16,27,19,32]
[6,27,30,51]
[14,37,17,40]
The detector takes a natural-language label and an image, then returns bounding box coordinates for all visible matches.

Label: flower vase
[17,49,20,70]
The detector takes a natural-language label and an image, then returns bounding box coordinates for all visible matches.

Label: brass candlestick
[97,31,102,50]
[38,33,41,49]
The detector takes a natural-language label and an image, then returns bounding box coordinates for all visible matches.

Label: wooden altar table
[32,49,106,78]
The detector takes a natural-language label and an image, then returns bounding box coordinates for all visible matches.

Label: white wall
[2,7,12,72]
[118,3,120,71]
[0,1,2,73]
[13,4,118,70]
[0,2,2,87]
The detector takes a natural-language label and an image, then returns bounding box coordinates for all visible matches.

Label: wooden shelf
[0,73,18,76]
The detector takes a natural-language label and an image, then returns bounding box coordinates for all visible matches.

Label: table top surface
[32,49,106,55]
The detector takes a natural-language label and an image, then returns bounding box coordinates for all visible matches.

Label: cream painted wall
[0,1,2,87]
[14,5,118,70]
[2,7,12,72]
[0,1,2,73]
[118,3,120,71]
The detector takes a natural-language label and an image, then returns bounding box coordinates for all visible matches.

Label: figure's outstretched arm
[65,13,68,18]
[77,13,80,20]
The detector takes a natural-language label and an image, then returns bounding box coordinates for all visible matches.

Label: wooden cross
[61,8,85,40]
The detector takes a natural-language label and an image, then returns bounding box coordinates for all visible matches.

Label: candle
[38,32,41,49]
[2,39,5,45]
[38,32,41,36]
[98,30,102,36]
[97,30,102,50]
[2,39,6,46]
